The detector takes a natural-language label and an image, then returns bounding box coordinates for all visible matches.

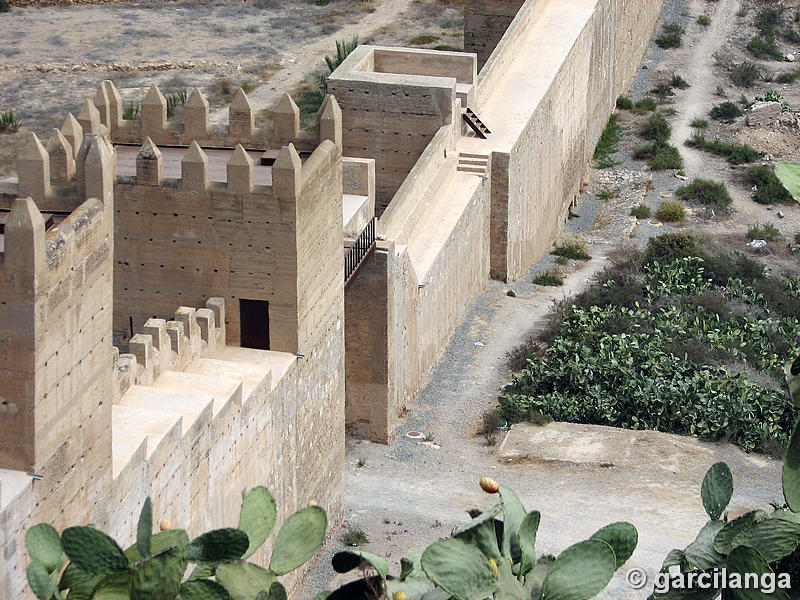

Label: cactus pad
[332,550,389,580]
[216,560,276,600]
[269,506,327,576]
[61,526,129,576]
[540,540,615,600]
[185,528,249,564]
[784,420,800,512]
[730,518,800,563]
[179,579,232,600]
[26,560,56,600]
[421,537,498,600]
[589,522,637,570]
[25,523,64,574]
[701,462,733,521]
[239,487,277,560]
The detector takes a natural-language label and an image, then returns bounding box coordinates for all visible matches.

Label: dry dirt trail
[209,0,416,125]
[671,0,741,176]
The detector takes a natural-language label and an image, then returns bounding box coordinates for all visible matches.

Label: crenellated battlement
[114,298,226,394]
[78,80,342,152]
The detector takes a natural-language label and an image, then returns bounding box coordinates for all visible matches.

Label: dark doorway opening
[240,299,270,350]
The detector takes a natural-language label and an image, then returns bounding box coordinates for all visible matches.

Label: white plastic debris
[747,239,767,249]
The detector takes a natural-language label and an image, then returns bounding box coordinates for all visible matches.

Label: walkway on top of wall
[458,0,597,157]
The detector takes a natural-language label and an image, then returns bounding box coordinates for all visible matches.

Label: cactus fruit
[480,477,499,493]
[700,462,733,521]
[308,500,319,507]
[393,592,408,600]
[269,506,328,576]
[238,486,277,560]
[487,557,498,578]
[160,519,172,531]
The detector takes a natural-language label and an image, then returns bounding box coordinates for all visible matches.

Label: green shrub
[0,0,10,12]
[697,14,711,26]
[296,37,359,120]
[746,165,795,205]
[552,240,591,260]
[777,70,799,84]
[748,222,782,242]
[633,142,684,170]
[639,114,671,143]
[686,132,763,165]
[656,200,687,222]
[656,22,685,48]
[690,117,709,128]
[747,35,784,60]
[650,82,674,99]
[593,113,623,168]
[616,95,633,109]
[533,270,564,286]
[643,233,702,265]
[730,61,760,87]
[596,187,619,201]
[0,110,20,132]
[633,97,658,113]
[755,6,783,37]
[670,74,690,89]
[408,33,439,45]
[676,178,733,208]
[710,101,744,122]
[630,204,651,219]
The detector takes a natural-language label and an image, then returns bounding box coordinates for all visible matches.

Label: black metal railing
[345,218,377,285]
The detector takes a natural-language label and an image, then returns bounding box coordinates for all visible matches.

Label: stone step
[458,152,490,160]
[458,158,488,167]
[457,166,488,174]
[112,404,182,477]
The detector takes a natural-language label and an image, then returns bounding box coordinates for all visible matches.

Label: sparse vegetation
[597,187,619,201]
[533,270,564,286]
[616,95,633,109]
[748,222,782,242]
[633,97,658,113]
[710,101,744,122]
[593,113,623,168]
[341,526,369,547]
[0,110,20,132]
[676,178,732,208]
[552,240,591,260]
[755,6,783,37]
[656,200,687,222]
[296,36,359,121]
[690,116,709,128]
[408,33,439,45]
[746,165,795,205]
[655,21,685,48]
[686,132,763,165]
[639,113,671,143]
[633,142,684,170]
[630,204,651,219]
[729,61,760,87]
[669,74,690,89]
[697,14,711,27]
[0,0,10,13]
[747,35,784,60]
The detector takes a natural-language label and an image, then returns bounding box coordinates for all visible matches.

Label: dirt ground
[0,0,465,173]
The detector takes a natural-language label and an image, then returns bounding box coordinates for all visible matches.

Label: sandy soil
[0,0,466,173]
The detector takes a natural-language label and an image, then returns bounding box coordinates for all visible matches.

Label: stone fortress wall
[0,0,664,597]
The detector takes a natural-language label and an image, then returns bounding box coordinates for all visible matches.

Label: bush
[755,7,783,37]
[640,113,672,143]
[686,133,763,165]
[748,222,782,242]
[633,142,683,170]
[552,240,591,260]
[0,110,20,132]
[656,200,687,222]
[710,101,744,122]
[697,14,711,26]
[533,270,564,286]
[630,204,651,219]
[593,113,623,168]
[499,248,800,453]
[676,178,733,207]
[670,74,690,89]
[776,70,799,84]
[656,22,685,48]
[746,165,794,205]
[0,0,9,12]
[730,61,760,87]
[690,117,709,128]
[747,36,784,60]
[633,97,658,113]
[616,95,634,109]
[651,82,675,99]
[643,233,703,265]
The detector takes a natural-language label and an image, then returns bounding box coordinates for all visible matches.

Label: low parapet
[114,298,226,397]
[82,81,342,153]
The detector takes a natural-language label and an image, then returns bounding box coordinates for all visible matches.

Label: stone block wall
[464,0,527,68]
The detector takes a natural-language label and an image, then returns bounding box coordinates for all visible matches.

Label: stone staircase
[457,152,489,176]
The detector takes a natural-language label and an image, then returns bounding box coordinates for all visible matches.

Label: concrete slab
[111,404,181,476]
